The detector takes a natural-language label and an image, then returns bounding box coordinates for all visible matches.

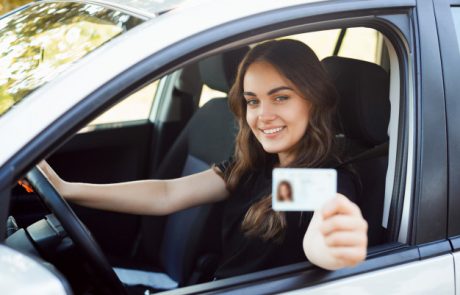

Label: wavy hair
[225,39,339,241]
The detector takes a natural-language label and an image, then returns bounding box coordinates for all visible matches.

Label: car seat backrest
[322,56,390,246]
[147,47,249,286]
[198,46,249,93]
[322,56,390,148]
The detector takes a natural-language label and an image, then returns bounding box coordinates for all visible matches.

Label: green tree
[0,0,31,15]
[0,2,142,115]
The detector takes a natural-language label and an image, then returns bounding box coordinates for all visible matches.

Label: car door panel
[283,255,455,295]
[433,0,460,237]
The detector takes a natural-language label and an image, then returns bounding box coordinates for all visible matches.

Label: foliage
[0,0,30,15]
[0,2,142,115]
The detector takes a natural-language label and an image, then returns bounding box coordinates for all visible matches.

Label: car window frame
[434,0,460,241]
[404,0,449,246]
[1,0,434,293]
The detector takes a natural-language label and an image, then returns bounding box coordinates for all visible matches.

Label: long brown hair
[225,39,339,241]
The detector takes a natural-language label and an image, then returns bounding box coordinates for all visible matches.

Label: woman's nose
[258,102,276,121]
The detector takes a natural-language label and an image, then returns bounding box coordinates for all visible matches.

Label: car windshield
[107,0,190,14]
[0,2,143,116]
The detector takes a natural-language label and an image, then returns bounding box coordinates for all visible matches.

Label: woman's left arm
[303,194,368,270]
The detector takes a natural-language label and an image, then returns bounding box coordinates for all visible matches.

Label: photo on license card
[272,168,337,211]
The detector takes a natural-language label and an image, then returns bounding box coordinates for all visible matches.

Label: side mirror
[0,244,71,294]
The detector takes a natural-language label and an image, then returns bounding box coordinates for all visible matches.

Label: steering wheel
[26,167,127,295]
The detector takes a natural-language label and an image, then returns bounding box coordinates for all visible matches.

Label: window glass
[290,27,381,64]
[288,29,341,60]
[80,81,158,132]
[0,2,143,116]
[452,7,460,50]
[198,27,382,107]
[199,85,225,107]
[338,27,382,64]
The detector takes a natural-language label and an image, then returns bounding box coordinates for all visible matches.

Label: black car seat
[322,56,390,246]
[119,47,249,292]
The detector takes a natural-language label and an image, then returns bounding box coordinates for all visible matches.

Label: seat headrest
[322,56,390,147]
[199,46,250,93]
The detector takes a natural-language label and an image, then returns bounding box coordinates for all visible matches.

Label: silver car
[1,0,459,294]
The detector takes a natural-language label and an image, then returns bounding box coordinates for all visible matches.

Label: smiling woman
[0,1,143,116]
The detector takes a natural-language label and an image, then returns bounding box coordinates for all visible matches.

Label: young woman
[39,39,368,278]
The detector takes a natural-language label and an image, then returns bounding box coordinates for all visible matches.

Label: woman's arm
[37,161,229,215]
[303,194,368,270]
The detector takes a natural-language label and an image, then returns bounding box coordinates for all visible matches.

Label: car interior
[6,26,398,294]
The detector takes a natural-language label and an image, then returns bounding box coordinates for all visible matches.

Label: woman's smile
[260,126,286,135]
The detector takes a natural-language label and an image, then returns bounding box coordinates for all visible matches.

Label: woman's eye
[246,99,259,106]
[275,95,289,102]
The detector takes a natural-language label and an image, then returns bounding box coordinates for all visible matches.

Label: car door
[142,0,452,293]
[433,0,460,294]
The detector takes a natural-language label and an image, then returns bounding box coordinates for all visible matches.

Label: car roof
[0,0,325,168]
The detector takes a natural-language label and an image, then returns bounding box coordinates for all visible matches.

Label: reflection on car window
[0,2,143,116]
[289,27,382,64]
[79,80,159,132]
[451,7,460,50]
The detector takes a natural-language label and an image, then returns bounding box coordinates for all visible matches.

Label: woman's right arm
[37,161,229,216]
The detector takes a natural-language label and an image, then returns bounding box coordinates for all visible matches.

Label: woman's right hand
[37,160,67,196]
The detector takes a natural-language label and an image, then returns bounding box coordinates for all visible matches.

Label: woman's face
[243,61,312,165]
[279,183,291,200]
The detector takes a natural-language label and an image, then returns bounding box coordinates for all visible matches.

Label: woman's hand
[303,193,368,270]
[37,160,67,196]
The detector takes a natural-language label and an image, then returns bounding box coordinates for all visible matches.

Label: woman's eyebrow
[243,86,293,97]
[243,91,256,97]
[267,86,293,95]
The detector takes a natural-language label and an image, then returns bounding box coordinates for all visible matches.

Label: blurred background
[1,0,30,14]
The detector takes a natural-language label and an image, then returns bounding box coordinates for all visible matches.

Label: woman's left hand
[303,193,368,270]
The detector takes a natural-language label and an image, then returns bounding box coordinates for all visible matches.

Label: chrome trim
[398,48,415,243]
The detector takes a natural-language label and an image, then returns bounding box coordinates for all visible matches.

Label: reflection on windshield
[0,2,143,116]
[107,0,188,14]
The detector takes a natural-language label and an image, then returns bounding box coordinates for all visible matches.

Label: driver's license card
[272,168,337,211]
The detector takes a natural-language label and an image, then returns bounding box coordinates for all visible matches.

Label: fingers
[322,194,362,219]
[36,160,63,192]
[321,214,368,236]
[329,246,367,267]
[318,194,368,268]
[323,231,367,248]
[37,160,50,175]
[37,160,57,180]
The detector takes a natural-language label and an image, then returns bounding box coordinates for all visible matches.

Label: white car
[1,0,459,294]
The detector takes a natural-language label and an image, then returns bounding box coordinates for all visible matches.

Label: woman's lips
[259,126,285,136]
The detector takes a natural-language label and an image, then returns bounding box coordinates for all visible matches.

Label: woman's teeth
[262,127,284,134]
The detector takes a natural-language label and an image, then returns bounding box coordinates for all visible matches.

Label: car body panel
[0,244,70,294]
[283,255,455,295]
[453,252,460,294]
[433,0,460,237]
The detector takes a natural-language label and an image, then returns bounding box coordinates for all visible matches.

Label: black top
[213,160,358,279]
